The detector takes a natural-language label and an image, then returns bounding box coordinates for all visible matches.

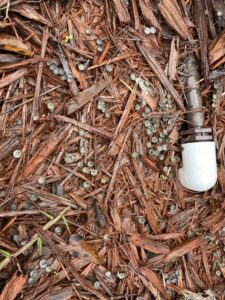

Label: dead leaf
[209,29,225,66]
[0,35,32,56]
[167,37,178,81]
[165,238,202,262]
[112,0,131,23]
[67,79,112,115]
[139,0,162,31]
[0,68,28,90]
[110,207,122,231]
[140,90,157,111]
[158,0,192,40]
[129,233,170,254]
[0,272,27,300]
[69,234,103,264]
[11,4,52,27]
[138,266,168,298]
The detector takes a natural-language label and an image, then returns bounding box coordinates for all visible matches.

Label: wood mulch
[0,1,224,299]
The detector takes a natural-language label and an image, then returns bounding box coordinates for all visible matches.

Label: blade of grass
[61,215,71,235]
[0,249,11,258]
[41,210,54,220]
[0,206,70,270]
[36,237,43,256]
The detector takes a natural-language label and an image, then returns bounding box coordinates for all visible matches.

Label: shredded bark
[0,1,224,299]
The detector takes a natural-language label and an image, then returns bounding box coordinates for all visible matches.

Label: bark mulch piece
[0,1,224,299]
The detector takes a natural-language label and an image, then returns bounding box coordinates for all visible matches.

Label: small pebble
[154,150,159,157]
[144,107,151,114]
[77,161,84,168]
[58,68,64,75]
[146,128,153,136]
[87,161,95,168]
[101,176,109,184]
[149,26,157,34]
[54,226,62,235]
[162,144,168,151]
[38,176,45,185]
[28,277,35,284]
[147,142,152,148]
[138,216,146,224]
[82,167,90,174]
[64,153,75,164]
[149,149,154,155]
[105,64,113,72]
[80,147,87,155]
[157,145,162,152]
[132,152,138,160]
[94,281,100,289]
[159,154,164,161]
[85,28,92,35]
[170,204,176,211]
[79,129,86,136]
[215,270,221,277]
[13,150,22,159]
[53,68,59,75]
[217,11,223,17]
[163,166,169,173]
[82,181,90,189]
[130,73,136,81]
[151,136,158,143]
[39,259,48,269]
[105,271,111,278]
[67,77,73,83]
[45,266,52,273]
[49,63,57,71]
[144,26,151,35]
[30,270,38,278]
[117,272,125,279]
[135,104,141,111]
[47,102,54,112]
[13,234,20,242]
[100,106,106,113]
[105,111,111,118]
[97,46,103,52]
[96,39,103,45]
[103,234,109,241]
[78,64,85,71]
[60,74,67,81]
[91,169,98,176]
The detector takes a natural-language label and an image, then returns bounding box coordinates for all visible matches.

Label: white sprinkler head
[178,141,217,192]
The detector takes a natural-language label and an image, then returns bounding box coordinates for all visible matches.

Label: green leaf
[0,249,11,258]
[36,237,42,256]
[41,211,53,220]
[61,215,71,235]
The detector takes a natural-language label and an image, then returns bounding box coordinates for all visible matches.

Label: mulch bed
[0,1,224,299]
